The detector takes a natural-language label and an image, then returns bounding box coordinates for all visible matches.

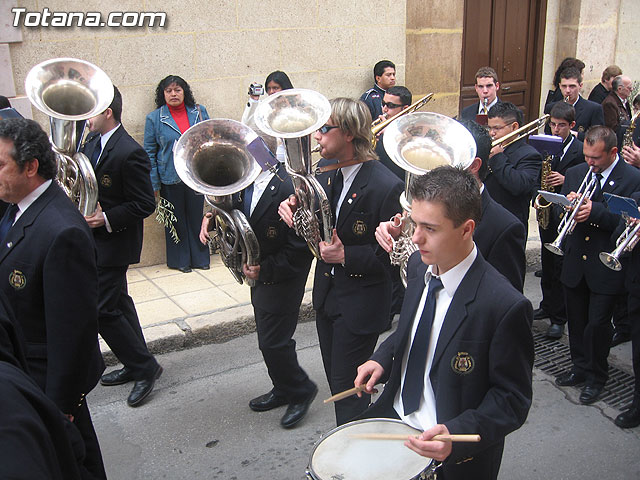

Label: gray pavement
[90,269,640,479]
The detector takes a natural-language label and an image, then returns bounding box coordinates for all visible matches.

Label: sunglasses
[318,125,339,134]
[382,100,404,109]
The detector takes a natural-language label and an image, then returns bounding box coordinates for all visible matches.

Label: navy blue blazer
[82,125,156,267]
[366,251,533,480]
[460,98,501,122]
[545,96,604,141]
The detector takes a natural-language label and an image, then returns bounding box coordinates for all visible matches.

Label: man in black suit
[356,166,533,480]
[82,87,162,408]
[602,75,633,134]
[544,67,605,141]
[460,66,501,122]
[200,161,317,429]
[534,102,585,338]
[360,60,396,120]
[588,65,623,105]
[485,102,542,238]
[375,119,526,292]
[555,126,640,405]
[0,118,106,478]
[279,98,403,425]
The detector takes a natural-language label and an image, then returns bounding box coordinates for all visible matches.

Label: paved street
[90,272,640,480]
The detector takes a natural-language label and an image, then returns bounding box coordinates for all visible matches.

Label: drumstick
[323,385,367,403]
[348,433,481,442]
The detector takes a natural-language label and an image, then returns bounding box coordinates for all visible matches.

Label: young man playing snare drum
[355,167,534,480]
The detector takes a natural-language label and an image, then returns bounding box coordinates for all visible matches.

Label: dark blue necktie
[0,204,19,244]
[402,276,444,416]
[91,138,102,167]
[243,184,254,218]
[331,169,343,211]
[592,173,603,201]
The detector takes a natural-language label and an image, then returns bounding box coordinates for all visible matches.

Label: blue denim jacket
[144,104,210,190]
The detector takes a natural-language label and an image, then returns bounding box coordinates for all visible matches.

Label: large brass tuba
[173,119,262,286]
[383,112,477,285]
[25,58,113,215]
[253,89,333,258]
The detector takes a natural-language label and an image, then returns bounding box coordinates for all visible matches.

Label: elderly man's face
[0,138,33,204]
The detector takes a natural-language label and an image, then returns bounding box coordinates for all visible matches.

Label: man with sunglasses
[485,102,542,239]
[279,97,403,425]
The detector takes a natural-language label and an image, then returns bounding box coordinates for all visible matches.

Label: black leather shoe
[546,323,564,339]
[615,406,640,428]
[611,332,631,347]
[555,372,586,387]
[280,385,318,429]
[533,308,549,320]
[178,267,192,273]
[194,265,210,270]
[249,391,288,412]
[101,367,135,386]
[127,365,163,407]
[579,385,603,405]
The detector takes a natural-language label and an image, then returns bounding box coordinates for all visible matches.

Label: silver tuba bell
[383,112,477,285]
[174,118,262,286]
[25,57,114,215]
[253,88,333,259]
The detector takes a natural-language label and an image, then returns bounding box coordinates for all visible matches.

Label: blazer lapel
[159,105,182,135]
[337,162,372,230]
[602,158,627,195]
[95,125,124,171]
[250,165,284,222]
[431,255,485,370]
[395,257,429,355]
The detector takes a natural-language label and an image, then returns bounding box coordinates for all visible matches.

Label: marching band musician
[0,119,106,479]
[375,119,526,293]
[279,97,403,425]
[554,126,640,405]
[459,66,501,121]
[355,166,533,480]
[534,102,585,339]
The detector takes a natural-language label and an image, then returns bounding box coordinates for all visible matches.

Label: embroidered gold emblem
[9,269,26,290]
[578,126,585,133]
[100,174,112,187]
[352,220,367,236]
[266,226,278,239]
[451,352,474,375]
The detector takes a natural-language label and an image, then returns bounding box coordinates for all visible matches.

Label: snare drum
[306,418,439,480]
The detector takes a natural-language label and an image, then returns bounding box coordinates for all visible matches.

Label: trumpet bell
[599,252,622,271]
[383,112,477,176]
[544,241,564,256]
[174,119,262,196]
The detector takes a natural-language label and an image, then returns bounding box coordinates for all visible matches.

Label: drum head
[308,418,432,480]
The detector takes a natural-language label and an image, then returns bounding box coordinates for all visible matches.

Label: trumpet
[491,114,550,149]
[371,93,434,148]
[545,166,597,256]
[599,217,640,271]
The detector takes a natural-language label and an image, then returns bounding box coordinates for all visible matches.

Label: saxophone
[534,153,554,230]
[621,110,640,162]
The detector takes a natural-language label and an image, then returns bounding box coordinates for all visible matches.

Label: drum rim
[307,417,430,479]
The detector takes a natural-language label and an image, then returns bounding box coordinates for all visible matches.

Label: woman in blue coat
[144,75,210,272]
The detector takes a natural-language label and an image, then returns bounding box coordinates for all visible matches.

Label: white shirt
[561,135,575,160]
[393,245,478,430]
[596,155,619,187]
[15,179,53,224]
[248,165,280,216]
[335,162,363,221]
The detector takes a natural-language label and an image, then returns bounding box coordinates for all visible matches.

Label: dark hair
[386,86,412,106]
[265,71,294,90]
[458,119,491,181]
[374,60,395,81]
[553,58,585,87]
[154,75,196,108]
[584,125,617,152]
[0,118,57,180]
[109,86,123,123]
[0,96,10,109]
[602,65,622,82]
[410,166,481,227]
[549,102,576,123]
[488,101,524,127]
[559,66,583,84]
[475,66,499,85]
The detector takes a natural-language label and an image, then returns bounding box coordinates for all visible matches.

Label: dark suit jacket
[560,160,640,294]
[232,164,312,313]
[0,182,103,415]
[460,98,501,122]
[625,192,640,297]
[313,160,403,335]
[475,188,526,292]
[602,91,631,134]
[544,96,604,141]
[366,251,533,480]
[485,138,542,228]
[588,83,609,105]
[82,126,156,267]
[552,136,585,176]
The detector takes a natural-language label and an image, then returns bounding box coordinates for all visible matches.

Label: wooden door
[459,0,547,121]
